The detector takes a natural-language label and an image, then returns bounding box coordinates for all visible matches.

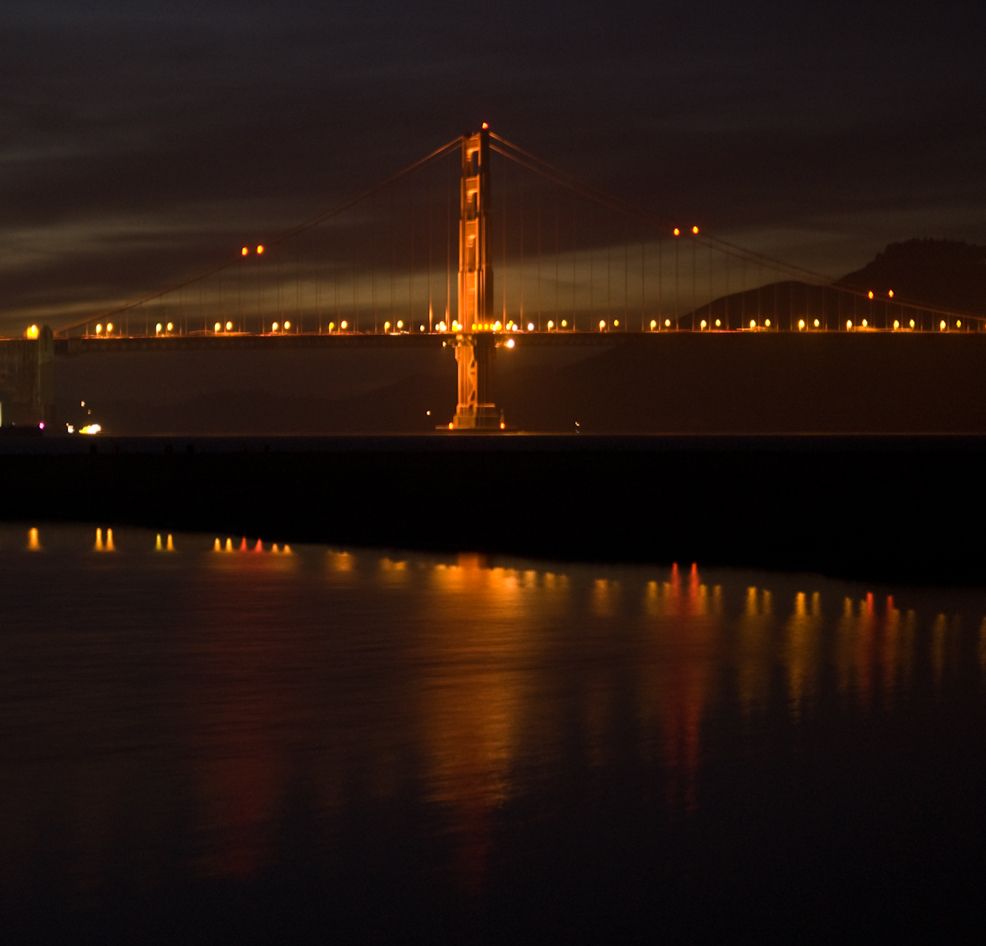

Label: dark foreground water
[2,525,985,944]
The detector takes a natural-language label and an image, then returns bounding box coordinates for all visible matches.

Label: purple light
[38,421,46,430]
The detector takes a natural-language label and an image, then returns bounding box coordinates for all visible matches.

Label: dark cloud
[2,0,985,332]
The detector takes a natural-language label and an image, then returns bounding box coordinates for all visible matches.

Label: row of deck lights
[635,315,968,332]
[74,314,977,339]
[76,277,974,338]
[77,316,977,337]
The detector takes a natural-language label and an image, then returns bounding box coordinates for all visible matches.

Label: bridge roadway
[53,330,618,355]
[51,325,975,355]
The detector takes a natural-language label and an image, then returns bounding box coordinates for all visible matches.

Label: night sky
[3,0,985,334]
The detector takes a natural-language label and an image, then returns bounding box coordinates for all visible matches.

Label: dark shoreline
[4,433,985,585]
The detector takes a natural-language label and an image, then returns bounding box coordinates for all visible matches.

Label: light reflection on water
[2,524,986,942]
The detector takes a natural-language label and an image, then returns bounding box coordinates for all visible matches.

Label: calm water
[2,525,985,943]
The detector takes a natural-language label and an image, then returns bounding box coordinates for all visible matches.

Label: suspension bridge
[2,125,982,431]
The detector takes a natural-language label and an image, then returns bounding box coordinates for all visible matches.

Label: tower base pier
[0,327,55,428]
[449,332,502,430]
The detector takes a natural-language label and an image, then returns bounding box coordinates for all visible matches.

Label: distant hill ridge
[838,239,986,313]
[691,238,985,325]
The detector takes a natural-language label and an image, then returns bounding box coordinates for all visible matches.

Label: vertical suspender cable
[427,172,433,331]
[519,171,525,325]
[623,221,628,327]
[408,186,414,326]
[536,190,542,328]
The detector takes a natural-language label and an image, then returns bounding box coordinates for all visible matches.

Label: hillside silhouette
[689,239,986,328]
[839,239,986,313]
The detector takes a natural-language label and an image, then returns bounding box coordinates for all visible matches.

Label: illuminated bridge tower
[450,125,501,430]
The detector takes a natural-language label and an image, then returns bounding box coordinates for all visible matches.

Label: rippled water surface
[2,525,985,943]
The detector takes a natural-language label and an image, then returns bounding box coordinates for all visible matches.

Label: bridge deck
[49,326,981,355]
[52,331,626,355]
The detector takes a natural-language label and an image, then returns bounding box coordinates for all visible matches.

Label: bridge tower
[450,125,501,430]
